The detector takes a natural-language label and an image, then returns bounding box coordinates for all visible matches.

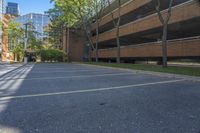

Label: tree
[51,0,96,50]
[154,0,174,67]
[107,0,122,63]
[6,21,25,61]
[12,44,24,62]
[27,24,44,48]
[6,20,43,61]
[45,5,67,49]
[93,0,106,62]
[6,21,24,50]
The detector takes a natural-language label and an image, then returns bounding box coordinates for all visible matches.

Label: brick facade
[90,0,200,61]
[1,14,15,62]
[63,28,86,62]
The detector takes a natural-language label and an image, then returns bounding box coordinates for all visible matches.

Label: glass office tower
[6,2,19,16]
[0,0,6,55]
[15,13,50,39]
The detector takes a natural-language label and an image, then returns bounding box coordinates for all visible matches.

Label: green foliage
[0,21,2,32]
[46,0,97,48]
[12,44,24,62]
[52,0,94,26]
[45,6,65,48]
[6,21,24,50]
[7,20,47,62]
[6,21,25,62]
[28,41,43,51]
[39,49,66,62]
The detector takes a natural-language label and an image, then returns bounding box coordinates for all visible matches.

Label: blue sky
[7,0,54,15]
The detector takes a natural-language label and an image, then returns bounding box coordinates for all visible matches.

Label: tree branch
[155,0,164,24]
[165,0,173,23]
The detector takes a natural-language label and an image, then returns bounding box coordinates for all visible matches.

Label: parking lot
[0,63,200,133]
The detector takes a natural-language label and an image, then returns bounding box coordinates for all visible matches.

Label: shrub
[39,49,66,62]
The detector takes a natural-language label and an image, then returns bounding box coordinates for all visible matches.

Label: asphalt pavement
[0,63,200,133]
[0,63,24,77]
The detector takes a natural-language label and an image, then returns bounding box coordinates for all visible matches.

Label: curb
[0,64,26,78]
[79,63,200,82]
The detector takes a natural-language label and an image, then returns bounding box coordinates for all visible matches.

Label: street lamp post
[24,22,31,64]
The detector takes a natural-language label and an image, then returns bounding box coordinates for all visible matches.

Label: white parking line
[29,69,110,74]
[0,79,185,100]
[0,72,133,81]
[34,67,92,70]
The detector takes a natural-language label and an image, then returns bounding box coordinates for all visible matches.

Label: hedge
[39,49,66,62]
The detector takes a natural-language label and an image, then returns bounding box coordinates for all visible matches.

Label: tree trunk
[162,24,168,67]
[95,22,99,62]
[14,53,16,62]
[116,26,120,63]
[95,46,99,62]
[79,7,95,52]
[116,0,121,64]
[67,27,70,63]
[107,0,121,64]
[17,54,20,62]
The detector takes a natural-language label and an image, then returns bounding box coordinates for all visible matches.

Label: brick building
[63,28,88,62]
[90,0,200,62]
[1,14,15,61]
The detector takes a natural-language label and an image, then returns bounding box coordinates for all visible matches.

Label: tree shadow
[0,64,36,133]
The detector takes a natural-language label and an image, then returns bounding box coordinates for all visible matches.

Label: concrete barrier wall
[91,38,200,58]
[91,0,151,30]
[92,0,200,43]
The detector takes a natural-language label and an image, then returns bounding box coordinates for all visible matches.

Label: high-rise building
[0,0,6,14]
[6,2,19,16]
[0,0,6,55]
[15,13,50,39]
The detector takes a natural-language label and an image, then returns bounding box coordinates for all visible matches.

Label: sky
[7,0,54,15]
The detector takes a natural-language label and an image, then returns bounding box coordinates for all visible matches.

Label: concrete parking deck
[0,63,200,133]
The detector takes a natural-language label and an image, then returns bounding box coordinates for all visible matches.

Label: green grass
[84,62,200,77]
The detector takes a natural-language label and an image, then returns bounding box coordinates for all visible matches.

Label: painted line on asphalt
[0,73,133,81]
[0,79,185,100]
[34,67,94,70]
[29,69,111,74]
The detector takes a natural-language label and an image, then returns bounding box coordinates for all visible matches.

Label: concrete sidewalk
[0,63,24,77]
